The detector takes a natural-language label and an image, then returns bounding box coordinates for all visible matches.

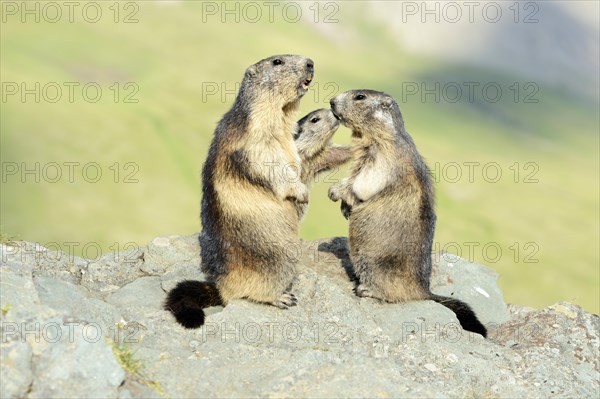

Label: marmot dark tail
[430,294,487,337]
[164,280,223,329]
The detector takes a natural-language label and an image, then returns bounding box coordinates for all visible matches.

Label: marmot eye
[310,117,320,123]
[273,59,283,66]
[354,94,366,101]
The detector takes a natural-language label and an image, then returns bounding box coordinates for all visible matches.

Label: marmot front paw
[288,182,309,204]
[328,183,343,202]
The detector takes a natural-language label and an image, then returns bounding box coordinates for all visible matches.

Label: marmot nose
[306,60,314,71]
[329,98,336,107]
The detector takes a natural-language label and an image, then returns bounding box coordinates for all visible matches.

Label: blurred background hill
[1,0,598,312]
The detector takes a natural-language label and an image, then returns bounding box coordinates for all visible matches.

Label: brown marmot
[328,89,487,337]
[294,108,352,219]
[165,55,315,328]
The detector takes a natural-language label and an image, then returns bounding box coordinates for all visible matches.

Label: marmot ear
[381,97,393,109]
[245,65,258,78]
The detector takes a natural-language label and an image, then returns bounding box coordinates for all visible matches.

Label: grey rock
[141,234,200,275]
[160,262,206,293]
[104,276,167,339]
[1,242,53,271]
[106,276,164,310]
[2,236,598,398]
[0,255,60,326]
[34,276,123,334]
[41,256,89,286]
[34,276,89,304]
[1,265,39,313]
[1,254,125,398]
[32,250,88,286]
[0,338,33,399]
[80,246,145,294]
[27,321,125,398]
[0,241,88,285]
[491,302,600,397]
[431,253,511,326]
[118,381,161,399]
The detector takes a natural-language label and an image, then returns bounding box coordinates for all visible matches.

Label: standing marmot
[294,108,351,219]
[328,89,487,337]
[165,55,315,328]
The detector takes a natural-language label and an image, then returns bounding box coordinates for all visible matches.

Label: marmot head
[330,90,404,140]
[294,109,340,158]
[243,54,314,108]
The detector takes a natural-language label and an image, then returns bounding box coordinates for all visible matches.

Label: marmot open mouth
[301,76,313,91]
[331,109,341,121]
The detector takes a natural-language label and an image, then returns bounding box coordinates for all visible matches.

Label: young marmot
[328,89,487,337]
[294,108,351,219]
[165,55,315,328]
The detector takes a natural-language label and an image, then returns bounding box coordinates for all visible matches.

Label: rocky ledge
[1,235,598,398]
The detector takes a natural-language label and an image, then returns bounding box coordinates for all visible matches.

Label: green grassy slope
[1,2,598,312]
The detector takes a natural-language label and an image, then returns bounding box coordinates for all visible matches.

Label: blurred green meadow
[1,1,598,313]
